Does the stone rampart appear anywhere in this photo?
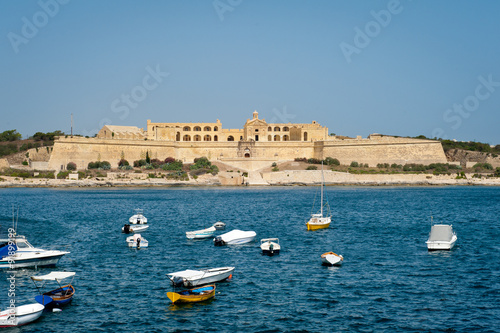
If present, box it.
[47,136,447,171]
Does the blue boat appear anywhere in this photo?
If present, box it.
[31,272,76,308]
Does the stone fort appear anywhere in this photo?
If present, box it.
[47,111,447,171]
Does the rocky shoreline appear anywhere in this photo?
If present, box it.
[1,171,499,188]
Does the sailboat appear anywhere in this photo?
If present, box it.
[306,162,331,231]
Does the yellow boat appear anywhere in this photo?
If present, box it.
[167,285,216,304]
[306,162,331,231]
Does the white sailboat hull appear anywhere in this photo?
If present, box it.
[0,303,44,327]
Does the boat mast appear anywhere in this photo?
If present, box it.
[320,162,324,216]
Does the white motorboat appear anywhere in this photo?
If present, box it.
[321,252,343,266]
[186,226,216,240]
[167,266,235,288]
[306,162,331,231]
[213,229,256,246]
[213,221,226,230]
[0,235,70,269]
[129,209,147,224]
[122,224,149,234]
[126,234,149,248]
[426,224,457,251]
[260,238,281,256]
[0,303,45,327]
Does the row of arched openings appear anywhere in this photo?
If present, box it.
[183,126,218,132]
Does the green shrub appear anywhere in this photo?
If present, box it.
[242,172,248,177]
[495,167,500,177]
[133,159,147,168]
[473,162,493,170]
[22,161,28,166]
[272,162,277,167]
[57,171,70,179]
[119,165,133,170]
[306,165,317,170]
[0,130,22,142]
[350,161,359,167]
[294,157,307,162]
[210,165,219,175]
[324,157,340,166]
[307,158,322,164]
[391,163,402,169]
[66,162,77,171]
[118,159,129,167]
[162,160,183,171]
[272,167,279,172]
[99,161,111,170]
[0,143,18,157]
[192,157,211,169]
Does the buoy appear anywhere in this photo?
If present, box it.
[53,308,62,313]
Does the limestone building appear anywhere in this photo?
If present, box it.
[51,111,447,171]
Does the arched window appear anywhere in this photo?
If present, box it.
[183,134,191,141]
[227,136,234,141]
[194,135,201,141]
[283,127,289,131]
[304,132,308,141]
[283,135,289,141]
[214,126,218,131]
[176,132,180,141]
[194,126,201,132]
[274,127,281,131]
[268,126,272,131]
[214,135,218,142]
[183,126,191,131]
[204,135,211,141]
[274,135,281,141]
[204,126,211,131]
[268,135,272,141]
[240,136,243,140]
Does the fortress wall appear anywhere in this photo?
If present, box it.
[318,138,447,166]
[47,137,447,171]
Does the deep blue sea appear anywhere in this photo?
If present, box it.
[0,186,499,332]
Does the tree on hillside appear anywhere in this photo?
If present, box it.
[0,130,22,142]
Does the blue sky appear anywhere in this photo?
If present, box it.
[1,0,499,144]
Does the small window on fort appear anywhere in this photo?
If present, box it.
[183,126,191,131]
[194,126,201,131]
[227,136,234,141]
[274,127,281,131]
[283,127,289,131]
[255,129,259,132]
[268,127,272,131]
[204,135,211,141]
[214,135,218,141]
[204,126,211,131]
[214,126,218,131]
[194,135,201,141]
[283,135,289,141]
[183,135,191,141]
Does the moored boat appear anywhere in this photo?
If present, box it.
[213,221,226,230]
[31,271,76,308]
[426,224,457,251]
[260,238,280,256]
[167,285,216,304]
[0,303,45,327]
[129,209,147,224]
[122,224,149,234]
[0,235,69,269]
[126,234,149,248]
[186,226,216,239]
[306,163,331,231]
[321,252,343,266]
[167,266,235,288]
[213,229,256,246]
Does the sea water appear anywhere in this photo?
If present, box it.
[0,186,498,332]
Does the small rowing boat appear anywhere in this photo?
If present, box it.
[166,285,216,304]
[186,226,216,239]
[321,252,343,266]
[31,271,76,307]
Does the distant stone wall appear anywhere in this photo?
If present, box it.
[317,137,447,167]
[28,146,52,161]
[47,136,447,171]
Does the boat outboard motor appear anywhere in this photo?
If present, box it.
[136,237,141,249]
[137,218,141,224]
[213,236,225,246]
[269,243,274,254]
[123,224,131,234]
